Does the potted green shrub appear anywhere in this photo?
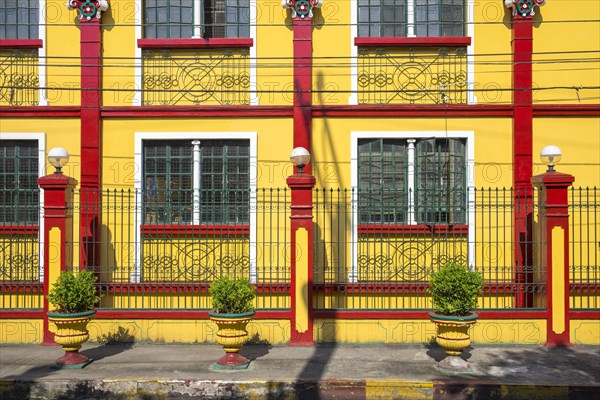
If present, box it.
[46,269,101,368]
[208,276,256,370]
[428,262,484,370]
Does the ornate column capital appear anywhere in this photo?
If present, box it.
[66,0,110,22]
[282,0,323,19]
[504,0,546,18]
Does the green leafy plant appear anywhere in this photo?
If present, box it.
[428,262,484,316]
[47,270,101,313]
[209,276,256,314]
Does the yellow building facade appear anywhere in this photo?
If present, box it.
[1,0,599,345]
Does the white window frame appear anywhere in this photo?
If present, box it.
[0,132,46,282]
[133,131,258,283]
[349,0,476,105]
[133,0,258,106]
[350,130,475,282]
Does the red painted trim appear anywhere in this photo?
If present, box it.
[0,310,44,318]
[100,106,293,118]
[312,104,513,117]
[0,107,81,117]
[313,310,548,319]
[95,310,291,319]
[97,282,290,294]
[569,311,600,319]
[0,225,39,235]
[314,283,518,294]
[533,104,600,116]
[355,37,471,47]
[137,38,254,49]
[141,224,250,235]
[358,224,468,235]
[0,283,43,292]
[0,39,43,49]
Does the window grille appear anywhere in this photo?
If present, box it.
[144,0,250,39]
[415,138,466,224]
[0,140,39,224]
[0,0,39,40]
[358,0,464,38]
[358,138,407,224]
[357,137,466,225]
[143,139,250,224]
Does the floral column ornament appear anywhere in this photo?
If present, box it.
[282,0,323,19]
[66,0,110,21]
[504,0,546,17]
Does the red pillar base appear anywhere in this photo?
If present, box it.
[53,351,93,369]
[211,352,250,370]
[40,331,58,346]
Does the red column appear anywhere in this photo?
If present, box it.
[38,173,78,344]
[531,171,574,346]
[80,19,102,270]
[511,15,534,308]
[293,18,313,172]
[287,172,316,345]
[283,1,318,344]
[66,1,107,269]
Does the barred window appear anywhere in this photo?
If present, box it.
[358,138,407,224]
[144,0,250,39]
[0,140,39,224]
[0,0,39,40]
[357,137,466,225]
[358,0,464,37]
[415,138,466,223]
[143,139,250,224]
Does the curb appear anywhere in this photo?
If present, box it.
[2,379,600,400]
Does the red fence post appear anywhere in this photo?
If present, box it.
[531,170,574,346]
[287,166,316,345]
[38,172,78,345]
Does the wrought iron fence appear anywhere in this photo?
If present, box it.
[0,188,42,310]
[570,186,599,310]
[313,187,545,311]
[70,188,290,311]
[1,185,598,315]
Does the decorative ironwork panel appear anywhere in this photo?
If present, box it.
[356,236,468,282]
[357,47,467,104]
[0,49,39,106]
[141,236,250,282]
[142,49,250,106]
[0,235,39,282]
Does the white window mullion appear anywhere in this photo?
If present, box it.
[193,0,203,38]
[407,139,416,224]
[192,140,201,224]
[407,0,416,37]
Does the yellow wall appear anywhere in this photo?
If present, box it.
[45,1,81,106]
[533,118,600,186]
[533,2,600,104]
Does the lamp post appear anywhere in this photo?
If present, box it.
[531,145,574,346]
[47,147,70,174]
[540,145,562,172]
[286,147,316,345]
[38,148,77,344]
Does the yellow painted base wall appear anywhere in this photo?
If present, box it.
[2,319,599,345]
[315,319,548,345]
[572,320,600,345]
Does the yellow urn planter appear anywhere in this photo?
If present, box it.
[208,311,255,370]
[47,310,95,368]
[429,312,478,370]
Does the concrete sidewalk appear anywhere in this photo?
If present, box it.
[1,342,599,399]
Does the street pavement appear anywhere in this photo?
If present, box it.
[1,342,599,399]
